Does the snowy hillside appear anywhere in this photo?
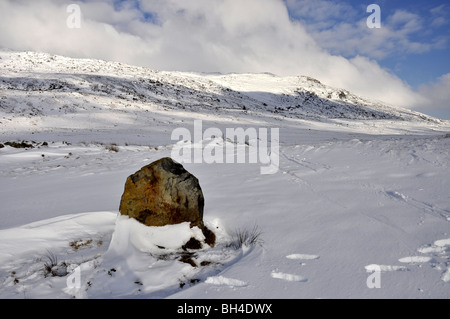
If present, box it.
[0,50,449,299]
[0,50,439,144]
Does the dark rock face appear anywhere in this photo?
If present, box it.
[119,157,204,229]
[4,141,34,148]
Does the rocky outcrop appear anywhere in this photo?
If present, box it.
[119,157,205,229]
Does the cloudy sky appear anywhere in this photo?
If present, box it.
[1,0,449,119]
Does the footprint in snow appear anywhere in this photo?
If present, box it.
[434,238,450,248]
[205,276,248,288]
[415,237,450,283]
[286,254,320,261]
[286,253,320,266]
[371,237,450,283]
[398,256,433,263]
[385,191,408,201]
[271,271,307,282]
[270,253,319,282]
[365,264,408,272]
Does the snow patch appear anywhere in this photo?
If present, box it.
[105,216,206,256]
[365,264,408,272]
[398,256,433,263]
[286,254,319,260]
[205,276,248,287]
[442,268,450,283]
[434,238,450,247]
[270,271,307,282]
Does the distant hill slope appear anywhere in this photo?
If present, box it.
[0,50,438,125]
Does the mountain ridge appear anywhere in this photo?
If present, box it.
[0,50,440,125]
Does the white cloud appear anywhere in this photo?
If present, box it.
[286,0,443,59]
[0,0,439,112]
[430,4,449,26]
[387,10,423,33]
[414,74,450,120]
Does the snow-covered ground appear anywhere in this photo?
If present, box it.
[0,51,449,299]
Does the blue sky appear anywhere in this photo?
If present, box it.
[285,0,450,89]
[0,0,449,119]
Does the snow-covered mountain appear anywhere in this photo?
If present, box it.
[0,51,449,299]
[0,51,438,141]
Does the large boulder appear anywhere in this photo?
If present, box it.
[119,157,204,229]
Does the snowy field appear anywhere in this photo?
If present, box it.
[0,51,449,299]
